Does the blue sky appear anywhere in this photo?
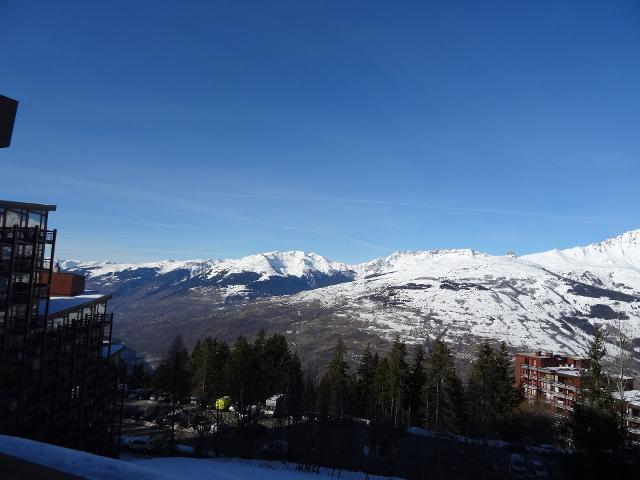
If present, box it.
[1,0,639,263]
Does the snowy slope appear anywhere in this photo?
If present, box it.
[523,229,640,291]
[58,230,640,366]
[291,246,640,356]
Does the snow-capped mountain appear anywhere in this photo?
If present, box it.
[60,251,355,301]
[523,229,640,289]
[60,231,640,368]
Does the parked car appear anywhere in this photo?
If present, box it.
[127,436,153,453]
[538,444,558,455]
[264,394,284,416]
[509,453,528,475]
[209,421,230,434]
[531,460,549,478]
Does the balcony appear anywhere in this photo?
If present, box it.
[0,258,53,275]
[0,227,55,244]
[551,381,576,392]
[624,415,640,424]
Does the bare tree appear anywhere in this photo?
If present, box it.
[612,313,631,445]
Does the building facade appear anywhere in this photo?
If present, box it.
[613,390,640,445]
[515,350,634,416]
[515,351,588,415]
[0,200,123,456]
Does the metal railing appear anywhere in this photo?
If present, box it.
[0,227,55,243]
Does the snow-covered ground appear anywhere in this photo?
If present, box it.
[0,435,397,480]
[126,456,400,480]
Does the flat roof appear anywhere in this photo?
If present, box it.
[613,390,640,407]
[516,352,552,358]
[39,292,111,317]
[101,343,125,358]
[516,352,587,360]
[540,366,581,377]
[0,200,57,212]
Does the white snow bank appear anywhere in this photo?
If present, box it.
[0,435,180,480]
[0,435,398,480]
[127,456,400,480]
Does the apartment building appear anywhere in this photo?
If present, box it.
[613,390,640,445]
[515,351,584,415]
[515,351,634,416]
[0,200,123,456]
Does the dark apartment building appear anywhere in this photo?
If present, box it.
[515,350,634,416]
[0,200,123,456]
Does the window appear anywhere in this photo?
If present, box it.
[5,209,24,227]
[17,244,33,258]
[27,211,43,228]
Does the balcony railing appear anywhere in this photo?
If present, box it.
[0,227,55,243]
[624,415,640,424]
[551,381,577,392]
[0,258,53,275]
[47,313,113,332]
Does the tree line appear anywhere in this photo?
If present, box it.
[316,337,525,440]
[138,326,631,453]
[147,331,304,415]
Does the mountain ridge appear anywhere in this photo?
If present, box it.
[60,229,640,279]
[58,230,640,368]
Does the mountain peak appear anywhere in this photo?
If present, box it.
[593,229,640,248]
[523,229,640,272]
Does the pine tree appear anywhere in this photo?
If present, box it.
[372,356,391,424]
[387,336,410,427]
[190,337,219,399]
[408,345,426,426]
[285,351,304,419]
[152,335,191,399]
[572,325,619,451]
[152,335,191,449]
[316,339,351,420]
[355,343,376,418]
[466,342,497,436]
[224,336,258,412]
[494,342,523,417]
[580,326,613,410]
[212,340,230,398]
[423,340,463,433]
[261,333,292,398]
